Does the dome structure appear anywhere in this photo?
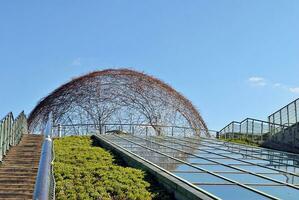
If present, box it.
[28,69,208,136]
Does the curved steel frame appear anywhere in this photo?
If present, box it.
[28,69,208,137]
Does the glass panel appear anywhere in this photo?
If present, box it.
[174,172,229,184]
[233,122,241,133]
[208,158,246,165]
[187,157,214,164]
[281,107,288,126]
[231,165,277,173]
[288,103,296,125]
[198,185,269,200]
[107,135,299,200]
[192,164,240,172]
[200,149,231,154]
[269,115,274,124]
[157,162,183,171]
[218,154,246,159]
[174,164,200,171]
[251,185,299,200]
[274,112,281,125]
[216,173,278,184]
[257,173,299,185]
[240,159,269,165]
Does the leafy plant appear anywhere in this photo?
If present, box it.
[54,136,172,200]
[221,137,260,147]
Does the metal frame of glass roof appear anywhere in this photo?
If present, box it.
[99,134,299,199]
[203,137,299,162]
[167,137,299,176]
[140,136,299,187]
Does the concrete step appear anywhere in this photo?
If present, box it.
[1,165,39,168]
[0,184,34,189]
[8,149,41,151]
[0,175,37,179]
[8,150,41,153]
[0,187,34,193]
[0,172,37,176]
[0,198,31,200]
[3,160,40,164]
[0,134,43,198]
[0,192,32,198]
[5,152,41,155]
[7,152,41,156]
[0,167,38,172]
[4,156,40,160]
[0,179,36,184]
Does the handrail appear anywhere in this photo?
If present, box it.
[268,98,299,119]
[219,121,241,133]
[0,112,27,162]
[53,122,209,130]
[220,118,288,134]
[52,122,218,138]
[241,117,289,127]
[33,113,55,200]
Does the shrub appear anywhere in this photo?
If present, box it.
[221,137,260,146]
[54,136,171,200]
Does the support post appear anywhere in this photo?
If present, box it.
[146,126,148,137]
[58,124,62,138]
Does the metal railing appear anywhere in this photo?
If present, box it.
[52,123,217,138]
[219,118,288,143]
[218,121,241,139]
[0,112,28,161]
[268,98,299,126]
[34,113,55,200]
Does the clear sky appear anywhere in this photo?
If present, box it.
[0,0,298,130]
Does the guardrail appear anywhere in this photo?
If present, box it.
[33,113,55,200]
[52,123,217,138]
[0,112,28,161]
[268,98,299,126]
[219,118,288,143]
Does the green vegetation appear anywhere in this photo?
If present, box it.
[220,137,260,147]
[54,136,172,200]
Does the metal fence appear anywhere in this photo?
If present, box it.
[0,112,28,161]
[268,98,299,126]
[51,123,217,138]
[219,118,287,143]
[218,121,241,139]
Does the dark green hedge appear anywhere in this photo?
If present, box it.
[54,136,172,200]
[220,137,260,146]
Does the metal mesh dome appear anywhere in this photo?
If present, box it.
[28,69,208,136]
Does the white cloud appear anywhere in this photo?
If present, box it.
[248,76,267,86]
[248,76,299,95]
[289,87,299,94]
[72,57,81,66]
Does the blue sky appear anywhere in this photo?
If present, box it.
[0,0,298,130]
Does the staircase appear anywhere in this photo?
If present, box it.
[0,134,43,199]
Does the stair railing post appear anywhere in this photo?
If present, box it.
[0,122,3,161]
[3,119,8,156]
[58,124,62,138]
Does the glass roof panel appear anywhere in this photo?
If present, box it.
[174,172,229,184]
[198,185,270,200]
[216,173,279,184]
[250,185,299,200]
[104,135,299,199]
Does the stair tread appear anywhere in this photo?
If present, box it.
[0,134,43,197]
